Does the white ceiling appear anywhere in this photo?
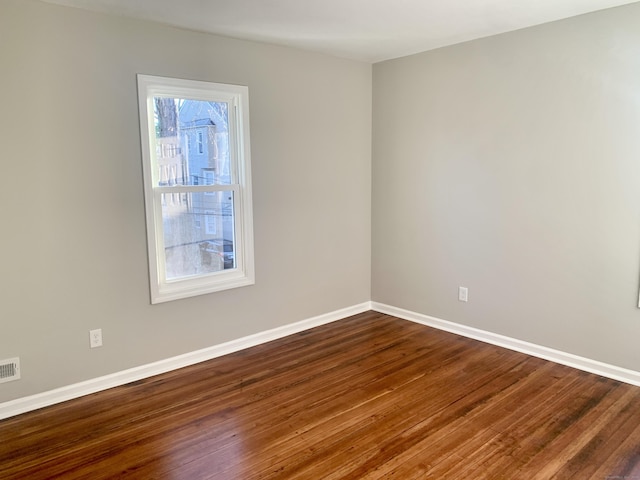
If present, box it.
[40,0,639,63]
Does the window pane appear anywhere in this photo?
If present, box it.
[153,97,231,187]
[162,191,235,280]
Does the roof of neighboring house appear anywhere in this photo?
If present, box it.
[179,100,228,132]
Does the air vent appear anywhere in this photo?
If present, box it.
[0,358,20,384]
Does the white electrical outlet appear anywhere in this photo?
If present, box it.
[89,329,103,348]
[458,286,469,302]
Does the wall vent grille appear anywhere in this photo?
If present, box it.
[0,358,20,384]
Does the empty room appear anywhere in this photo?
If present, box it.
[1,0,640,478]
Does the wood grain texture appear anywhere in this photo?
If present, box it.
[1,311,639,479]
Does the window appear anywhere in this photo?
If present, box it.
[203,169,215,195]
[138,75,254,303]
[204,209,217,235]
[197,131,204,154]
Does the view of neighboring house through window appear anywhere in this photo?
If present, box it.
[138,75,254,303]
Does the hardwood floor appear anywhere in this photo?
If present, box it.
[1,311,640,479]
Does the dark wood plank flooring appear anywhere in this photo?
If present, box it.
[1,311,640,479]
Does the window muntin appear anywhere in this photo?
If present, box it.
[138,75,254,303]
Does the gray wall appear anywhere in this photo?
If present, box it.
[0,0,372,401]
[372,3,640,371]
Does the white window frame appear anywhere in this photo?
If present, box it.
[138,74,255,304]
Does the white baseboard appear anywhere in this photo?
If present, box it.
[0,302,372,420]
[4,301,638,420]
[372,302,640,387]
